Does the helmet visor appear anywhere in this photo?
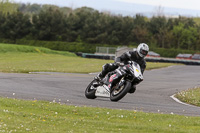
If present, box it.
[140,49,148,56]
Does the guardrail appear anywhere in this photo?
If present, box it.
[145,57,200,65]
[76,53,115,60]
[76,53,200,65]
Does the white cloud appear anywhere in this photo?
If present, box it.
[116,0,200,10]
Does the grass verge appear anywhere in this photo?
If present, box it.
[175,87,200,107]
[0,43,177,73]
[0,97,200,133]
[0,43,76,56]
[0,52,176,73]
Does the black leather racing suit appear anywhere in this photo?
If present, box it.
[99,50,146,78]
[98,50,146,93]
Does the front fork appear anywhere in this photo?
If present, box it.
[118,77,125,88]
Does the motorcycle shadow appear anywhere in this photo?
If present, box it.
[94,97,136,104]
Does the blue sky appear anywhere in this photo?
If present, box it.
[13,0,200,17]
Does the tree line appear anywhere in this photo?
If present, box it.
[0,2,200,51]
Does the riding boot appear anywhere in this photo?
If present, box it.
[129,85,136,93]
[95,63,118,81]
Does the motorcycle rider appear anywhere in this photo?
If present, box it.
[95,43,149,93]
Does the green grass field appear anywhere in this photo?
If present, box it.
[0,43,176,73]
[0,52,176,73]
[0,43,75,56]
[0,43,198,133]
[0,97,200,133]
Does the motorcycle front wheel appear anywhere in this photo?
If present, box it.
[110,81,131,102]
[85,80,97,99]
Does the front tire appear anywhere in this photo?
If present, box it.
[110,81,131,102]
[85,80,97,99]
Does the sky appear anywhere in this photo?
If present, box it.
[13,0,200,17]
[117,0,200,10]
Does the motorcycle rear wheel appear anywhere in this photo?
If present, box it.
[85,80,97,99]
[110,81,131,102]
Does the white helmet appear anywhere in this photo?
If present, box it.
[136,43,149,58]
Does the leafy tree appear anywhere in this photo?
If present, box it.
[1,3,200,52]
[180,27,197,50]
[60,7,73,15]
[32,8,65,41]
[1,11,31,41]
[118,16,134,45]
[148,16,169,48]
[0,0,18,13]
[42,4,59,11]
[133,14,148,28]
[172,23,185,49]
[130,25,150,44]
[174,16,196,28]
[129,14,149,44]
[26,4,41,13]
[0,12,6,37]
[172,23,198,50]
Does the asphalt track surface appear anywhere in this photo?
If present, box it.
[0,65,200,116]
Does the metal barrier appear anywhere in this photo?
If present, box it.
[76,53,115,60]
[95,47,116,55]
[76,53,200,65]
[145,57,200,65]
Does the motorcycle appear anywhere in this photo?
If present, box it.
[85,61,144,102]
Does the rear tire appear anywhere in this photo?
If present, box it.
[85,80,97,99]
[110,81,131,102]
